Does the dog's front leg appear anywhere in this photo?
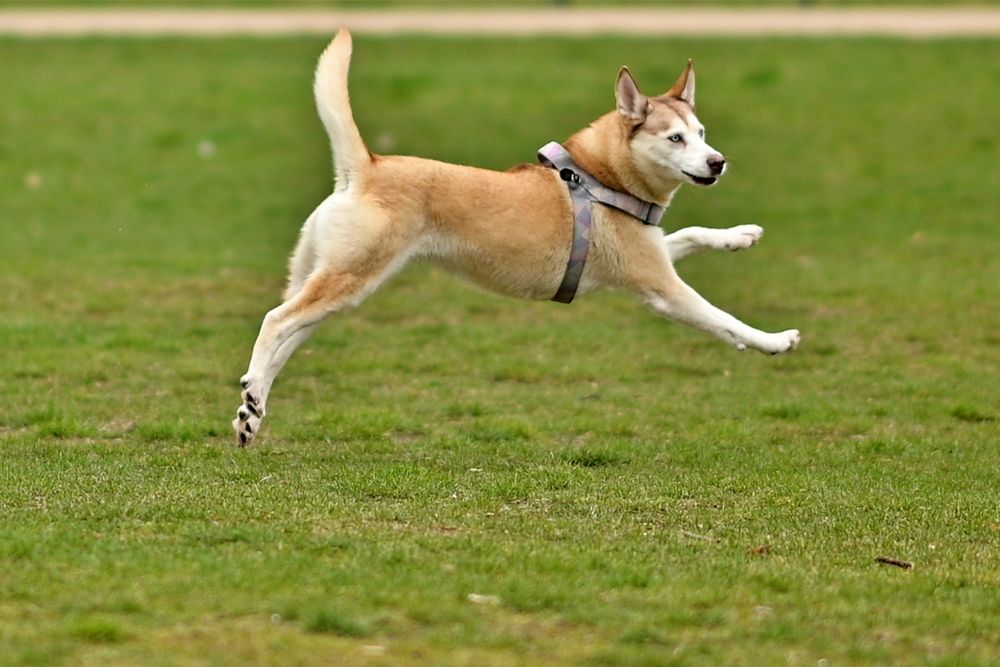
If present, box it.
[640,263,799,354]
[663,224,764,262]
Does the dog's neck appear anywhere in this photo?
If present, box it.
[564,112,682,209]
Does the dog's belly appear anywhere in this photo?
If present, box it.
[417,233,565,300]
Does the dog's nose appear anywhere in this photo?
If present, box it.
[707,154,726,175]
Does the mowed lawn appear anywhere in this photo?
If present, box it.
[1,35,998,666]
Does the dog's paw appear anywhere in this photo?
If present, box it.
[233,413,261,447]
[720,224,764,251]
[240,375,265,415]
[765,329,800,355]
[233,406,262,447]
[235,374,265,446]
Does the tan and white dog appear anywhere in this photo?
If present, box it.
[233,29,800,445]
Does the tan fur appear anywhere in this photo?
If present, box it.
[233,30,800,446]
[365,156,571,299]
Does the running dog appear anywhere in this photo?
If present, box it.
[233,29,800,445]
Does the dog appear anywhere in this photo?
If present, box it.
[233,29,800,445]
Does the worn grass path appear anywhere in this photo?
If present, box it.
[2,6,1000,36]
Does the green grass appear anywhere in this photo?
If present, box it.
[1,34,999,665]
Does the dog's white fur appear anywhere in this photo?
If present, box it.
[233,30,800,445]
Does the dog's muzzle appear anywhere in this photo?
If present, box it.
[684,153,726,186]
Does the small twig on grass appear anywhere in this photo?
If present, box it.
[876,556,913,570]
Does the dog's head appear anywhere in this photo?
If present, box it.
[615,62,726,188]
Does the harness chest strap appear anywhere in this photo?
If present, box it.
[537,141,666,304]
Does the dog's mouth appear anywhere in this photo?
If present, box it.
[683,171,718,187]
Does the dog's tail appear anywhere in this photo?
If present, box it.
[314,28,370,188]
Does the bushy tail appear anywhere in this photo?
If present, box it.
[314,28,370,187]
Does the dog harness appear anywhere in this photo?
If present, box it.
[537,141,667,303]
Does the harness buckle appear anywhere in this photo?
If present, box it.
[559,168,581,186]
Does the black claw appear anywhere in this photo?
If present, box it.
[239,431,248,445]
[245,401,261,418]
[244,423,253,434]
[240,378,250,389]
[237,406,249,421]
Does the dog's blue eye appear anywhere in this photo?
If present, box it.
[668,134,683,143]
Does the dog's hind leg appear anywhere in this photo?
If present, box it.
[283,209,320,300]
[234,265,404,446]
[663,224,763,263]
[233,321,320,445]
[233,206,417,446]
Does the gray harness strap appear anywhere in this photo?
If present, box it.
[537,141,666,303]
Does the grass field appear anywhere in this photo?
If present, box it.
[1,34,999,666]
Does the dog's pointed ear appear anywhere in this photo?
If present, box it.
[666,59,696,108]
[616,66,649,124]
